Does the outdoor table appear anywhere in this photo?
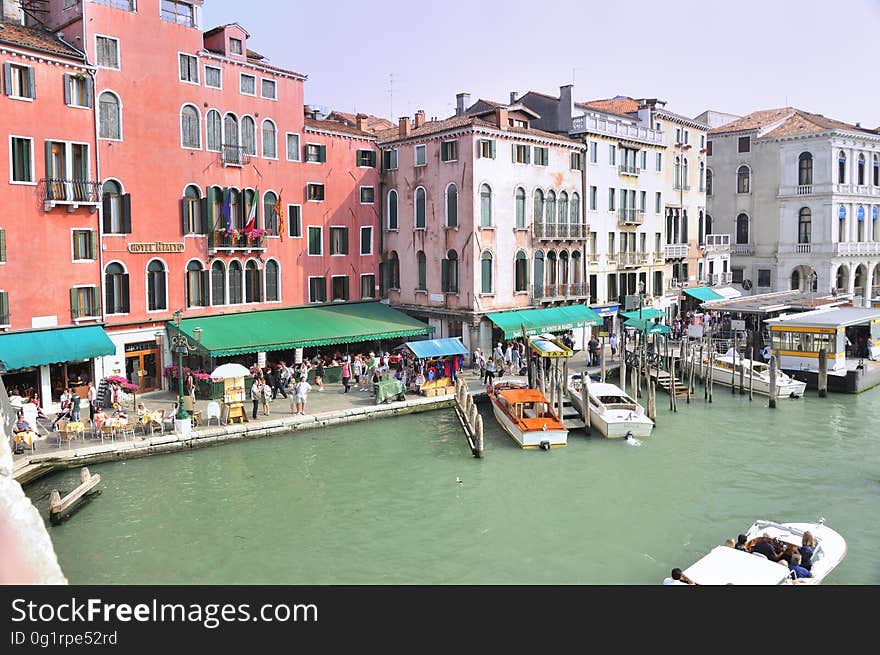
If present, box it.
[65,421,85,435]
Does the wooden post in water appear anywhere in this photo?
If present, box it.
[708,350,714,403]
[647,367,656,422]
[474,414,484,457]
[600,348,606,383]
[739,336,745,395]
[679,340,689,404]
[818,348,828,398]
[748,352,754,401]
[768,354,777,409]
[581,370,591,435]
[688,346,696,403]
[619,327,627,396]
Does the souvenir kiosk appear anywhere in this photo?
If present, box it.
[210,363,249,424]
[400,337,468,397]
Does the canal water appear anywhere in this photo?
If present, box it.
[25,383,880,584]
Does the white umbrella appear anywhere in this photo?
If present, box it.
[209,363,251,380]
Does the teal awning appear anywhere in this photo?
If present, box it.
[0,325,115,371]
[487,305,603,338]
[625,318,672,335]
[683,287,723,302]
[403,338,468,359]
[174,301,433,357]
[620,308,666,321]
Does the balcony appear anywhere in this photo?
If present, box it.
[221,144,250,167]
[665,243,689,259]
[532,283,588,301]
[208,230,267,253]
[532,222,589,241]
[41,178,101,210]
[673,183,691,191]
[706,272,733,286]
[570,115,664,145]
[617,252,647,268]
[619,164,640,176]
[795,243,812,254]
[617,208,644,226]
[588,252,600,264]
[731,244,754,255]
[703,233,730,253]
[836,241,880,256]
[797,185,813,195]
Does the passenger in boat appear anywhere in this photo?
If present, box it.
[799,532,816,571]
[735,534,748,551]
[662,568,696,585]
[788,551,812,580]
[723,538,736,548]
[751,537,786,561]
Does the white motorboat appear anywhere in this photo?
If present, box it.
[679,519,846,585]
[700,349,807,398]
[566,375,654,438]
[486,380,568,449]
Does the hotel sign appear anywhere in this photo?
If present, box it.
[127,242,185,254]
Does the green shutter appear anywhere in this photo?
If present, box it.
[319,145,327,162]
[121,193,132,233]
[490,140,496,159]
[44,141,53,180]
[89,231,98,260]
[181,198,190,234]
[0,291,8,325]
[511,143,516,163]
[63,74,71,105]
[70,287,79,319]
[84,76,93,108]
[441,258,449,291]
[200,197,209,234]
[27,66,35,99]
[0,229,5,263]
[3,63,11,96]
[525,146,530,164]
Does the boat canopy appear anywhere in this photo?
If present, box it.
[487,305,602,338]
[682,546,792,585]
[401,337,468,359]
[497,388,550,404]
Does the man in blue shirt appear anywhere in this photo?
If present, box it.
[788,551,812,580]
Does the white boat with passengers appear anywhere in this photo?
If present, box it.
[566,375,654,438]
[679,519,846,585]
[699,348,807,398]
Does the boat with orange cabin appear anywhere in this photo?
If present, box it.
[486,380,568,450]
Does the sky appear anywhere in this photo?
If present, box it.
[204,0,880,127]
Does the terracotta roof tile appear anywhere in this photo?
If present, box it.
[710,108,877,138]
[579,97,641,116]
[707,108,796,135]
[376,115,581,145]
[303,117,373,139]
[327,110,394,135]
[0,22,84,59]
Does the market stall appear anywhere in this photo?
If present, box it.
[210,363,250,424]
[398,338,468,398]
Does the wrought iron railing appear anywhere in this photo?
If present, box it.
[42,178,101,203]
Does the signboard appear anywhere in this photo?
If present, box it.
[687,325,704,339]
[127,242,186,254]
[624,294,644,310]
[429,294,444,302]
[258,352,267,368]
[730,320,746,331]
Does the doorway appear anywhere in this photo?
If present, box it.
[124,341,161,392]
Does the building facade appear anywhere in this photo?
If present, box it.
[707,108,880,307]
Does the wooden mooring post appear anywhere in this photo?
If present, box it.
[748,354,754,401]
[49,467,101,524]
[453,378,483,457]
[708,349,714,403]
[581,370,591,435]
[769,355,778,409]
[818,348,828,398]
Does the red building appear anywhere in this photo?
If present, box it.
[0,0,384,400]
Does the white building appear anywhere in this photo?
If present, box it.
[707,108,880,306]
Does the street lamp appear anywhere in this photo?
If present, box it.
[167,310,202,423]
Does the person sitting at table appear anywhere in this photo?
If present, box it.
[93,405,108,431]
[136,402,150,425]
[12,412,37,451]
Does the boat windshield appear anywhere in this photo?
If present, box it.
[598,395,636,409]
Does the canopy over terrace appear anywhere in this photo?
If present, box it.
[171,301,434,358]
[682,286,724,302]
[487,305,602,339]
[400,337,468,359]
[0,325,115,371]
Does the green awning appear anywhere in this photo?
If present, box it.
[683,287,723,302]
[620,308,666,321]
[487,305,603,338]
[173,301,433,357]
[0,325,115,371]
[625,318,672,335]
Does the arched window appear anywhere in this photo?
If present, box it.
[210,260,226,305]
[514,250,528,292]
[559,250,570,285]
[416,251,426,290]
[224,113,239,147]
[263,191,278,234]
[674,156,681,188]
[442,250,458,293]
[559,192,568,224]
[737,165,750,194]
[874,155,879,186]
[228,261,243,304]
[839,206,847,242]
[571,251,582,285]
[104,263,129,314]
[206,109,221,151]
[570,192,580,227]
[515,187,526,228]
[706,168,713,196]
[229,188,242,228]
[102,180,126,233]
[546,190,556,225]
[445,183,458,228]
[798,152,813,186]
[146,260,167,311]
[698,211,704,246]
[533,251,545,295]
[182,184,203,234]
[480,183,492,227]
[735,213,749,245]
[533,189,544,225]
[414,187,426,228]
[838,151,846,184]
[682,158,689,187]
[857,154,866,185]
[699,161,705,191]
[546,250,558,286]
[98,91,121,139]
[265,259,279,302]
[387,189,398,230]
[874,207,879,240]
[857,206,866,241]
[480,251,493,294]
[261,119,277,159]
[388,251,400,290]
[186,260,206,308]
[705,213,713,234]
[241,116,256,156]
[791,269,801,291]
[245,260,262,303]
[798,208,811,244]
[180,105,200,148]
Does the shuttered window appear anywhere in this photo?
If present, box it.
[360,275,375,300]
[95,36,119,69]
[245,261,263,303]
[262,120,277,158]
[10,137,33,182]
[0,291,8,326]
[331,276,349,301]
[206,110,221,151]
[287,133,301,161]
[104,263,129,314]
[70,287,100,319]
[186,261,209,308]
[64,74,92,108]
[308,226,322,255]
[265,260,280,302]
[241,116,256,155]
[0,228,5,263]
[72,230,97,261]
[179,53,199,83]
[4,63,35,99]
[99,92,121,139]
[383,148,398,170]
[287,205,302,238]
[147,260,167,311]
[228,261,243,304]
[180,105,200,148]
[309,277,326,303]
[329,227,348,255]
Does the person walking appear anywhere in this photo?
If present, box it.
[86,381,97,423]
[485,357,496,387]
[609,333,618,362]
[341,357,352,393]
[250,377,262,420]
[69,388,81,422]
[261,379,272,416]
[511,344,522,376]
[294,377,312,416]
[272,364,288,400]
[314,358,325,392]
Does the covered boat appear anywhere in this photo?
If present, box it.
[700,349,807,398]
[486,380,567,449]
[566,376,654,438]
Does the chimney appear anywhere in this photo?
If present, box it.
[398,116,411,138]
[355,113,369,132]
[414,110,426,128]
[2,0,22,23]
[510,91,518,104]
[495,108,509,129]
[455,92,470,117]
[558,84,573,134]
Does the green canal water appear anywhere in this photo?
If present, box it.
[25,384,880,584]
